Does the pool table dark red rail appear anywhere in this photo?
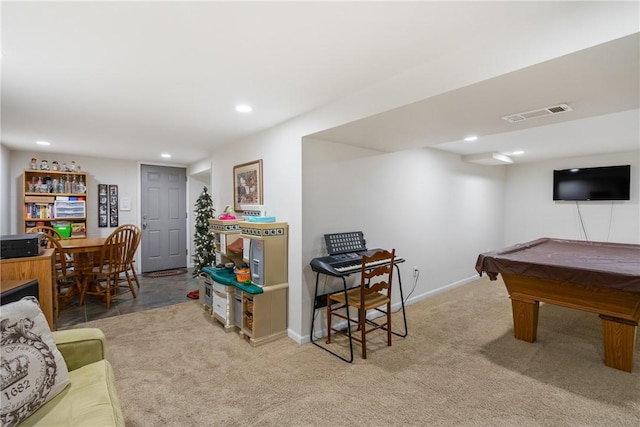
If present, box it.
[476,238,640,372]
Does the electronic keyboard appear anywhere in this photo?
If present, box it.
[310,248,405,277]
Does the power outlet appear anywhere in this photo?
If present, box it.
[413,266,419,278]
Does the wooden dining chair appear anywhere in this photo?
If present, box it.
[27,226,77,315]
[118,224,142,288]
[47,237,83,318]
[81,225,138,309]
[326,248,395,359]
[27,225,75,264]
[27,225,63,246]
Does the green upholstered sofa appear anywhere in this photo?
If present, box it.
[20,328,125,427]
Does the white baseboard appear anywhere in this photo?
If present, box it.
[298,274,480,344]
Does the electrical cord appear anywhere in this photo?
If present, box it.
[577,200,616,242]
[404,269,419,304]
[393,267,419,313]
[576,201,590,241]
[606,201,614,242]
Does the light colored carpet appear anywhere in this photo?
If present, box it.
[80,276,639,426]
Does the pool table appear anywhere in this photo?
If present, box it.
[476,238,640,372]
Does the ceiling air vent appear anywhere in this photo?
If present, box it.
[501,104,572,123]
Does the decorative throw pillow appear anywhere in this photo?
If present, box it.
[1,297,70,427]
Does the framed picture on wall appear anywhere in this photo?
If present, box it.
[98,184,108,227]
[108,185,119,227]
[233,159,263,211]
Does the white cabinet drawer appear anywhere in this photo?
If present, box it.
[212,281,228,294]
[212,289,228,320]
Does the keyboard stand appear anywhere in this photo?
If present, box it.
[309,261,409,363]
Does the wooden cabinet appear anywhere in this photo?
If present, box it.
[0,249,56,329]
[240,283,288,346]
[22,169,88,237]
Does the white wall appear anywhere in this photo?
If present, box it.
[0,144,12,235]
[207,124,304,339]
[302,138,506,341]
[504,150,640,245]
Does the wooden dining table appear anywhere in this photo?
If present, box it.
[59,237,107,304]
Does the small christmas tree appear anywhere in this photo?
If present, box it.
[192,186,216,277]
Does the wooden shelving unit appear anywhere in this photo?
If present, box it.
[22,169,88,238]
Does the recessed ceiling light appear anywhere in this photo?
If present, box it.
[464,136,478,142]
[36,140,50,146]
[161,153,171,158]
[235,104,253,113]
[502,150,525,156]
[462,152,513,165]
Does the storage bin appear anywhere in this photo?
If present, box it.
[53,224,71,238]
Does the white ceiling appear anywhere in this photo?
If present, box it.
[2,1,639,166]
[313,34,640,163]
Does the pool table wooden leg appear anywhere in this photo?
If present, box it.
[600,315,637,373]
[510,297,539,342]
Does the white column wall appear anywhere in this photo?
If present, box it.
[0,144,12,235]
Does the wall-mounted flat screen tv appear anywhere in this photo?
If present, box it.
[553,165,631,201]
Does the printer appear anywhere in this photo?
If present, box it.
[0,233,43,259]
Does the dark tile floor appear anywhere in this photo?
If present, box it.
[56,268,200,329]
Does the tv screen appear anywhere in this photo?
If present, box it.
[553,165,631,201]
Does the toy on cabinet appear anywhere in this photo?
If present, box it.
[218,205,236,220]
